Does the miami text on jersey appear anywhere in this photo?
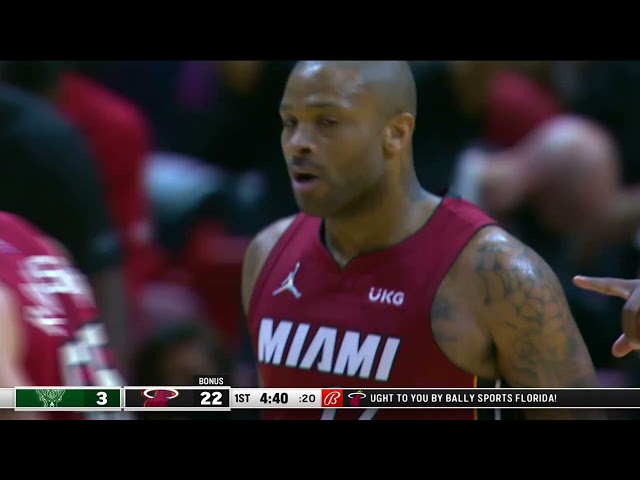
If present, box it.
[258,318,401,381]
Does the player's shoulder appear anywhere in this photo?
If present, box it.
[461,224,535,265]
[465,224,516,252]
[244,214,298,268]
[0,211,42,238]
[458,223,558,293]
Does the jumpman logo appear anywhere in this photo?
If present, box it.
[272,262,302,299]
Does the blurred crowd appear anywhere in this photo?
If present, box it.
[1,60,640,417]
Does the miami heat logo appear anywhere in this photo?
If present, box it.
[348,390,366,407]
[142,389,180,407]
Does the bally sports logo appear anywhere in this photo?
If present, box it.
[142,389,180,407]
[322,389,343,407]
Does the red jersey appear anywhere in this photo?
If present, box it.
[0,212,125,419]
[248,196,499,420]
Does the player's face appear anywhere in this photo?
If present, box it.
[280,64,386,217]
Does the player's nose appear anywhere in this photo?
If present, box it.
[285,124,318,157]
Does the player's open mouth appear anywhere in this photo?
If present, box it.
[293,173,318,183]
[292,173,320,192]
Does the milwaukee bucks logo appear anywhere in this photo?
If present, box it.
[36,389,66,407]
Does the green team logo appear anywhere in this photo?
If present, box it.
[36,389,66,407]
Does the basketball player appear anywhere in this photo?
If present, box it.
[0,79,130,375]
[574,275,640,358]
[0,212,127,419]
[241,61,603,420]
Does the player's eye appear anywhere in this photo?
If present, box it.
[318,118,338,126]
[282,117,297,128]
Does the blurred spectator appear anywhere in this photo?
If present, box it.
[170,61,299,230]
[453,115,620,239]
[0,77,132,373]
[143,151,255,348]
[547,62,640,261]
[135,321,229,386]
[134,320,257,419]
[410,61,561,194]
[79,61,279,235]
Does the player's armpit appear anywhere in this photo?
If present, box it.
[472,227,604,419]
[241,235,263,317]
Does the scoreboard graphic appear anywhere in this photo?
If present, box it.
[123,387,230,411]
[15,387,121,411]
[4,377,640,412]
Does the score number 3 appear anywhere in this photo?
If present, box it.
[96,391,108,405]
[200,391,223,406]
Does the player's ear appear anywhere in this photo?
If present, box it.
[383,112,415,156]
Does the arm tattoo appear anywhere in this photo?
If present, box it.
[474,238,595,389]
[432,293,454,318]
[430,294,457,343]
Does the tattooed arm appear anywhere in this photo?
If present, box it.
[469,226,603,419]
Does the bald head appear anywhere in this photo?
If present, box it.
[292,61,417,119]
[279,60,422,218]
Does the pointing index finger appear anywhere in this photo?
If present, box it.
[573,275,638,300]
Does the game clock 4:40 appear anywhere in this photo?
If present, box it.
[260,392,289,405]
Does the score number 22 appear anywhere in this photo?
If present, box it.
[200,391,223,406]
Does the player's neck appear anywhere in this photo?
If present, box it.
[323,179,438,269]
